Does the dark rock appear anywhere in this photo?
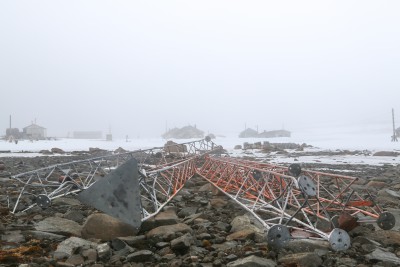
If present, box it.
[117,235,146,247]
[278,252,322,267]
[178,207,199,218]
[97,243,111,260]
[89,147,107,153]
[126,250,154,262]
[170,233,194,254]
[111,238,128,251]
[156,241,170,248]
[55,237,97,258]
[114,147,128,154]
[197,233,212,240]
[51,148,65,154]
[215,221,231,232]
[63,210,86,223]
[82,248,97,261]
[65,254,84,266]
[146,223,192,242]
[154,209,179,227]
[226,254,238,261]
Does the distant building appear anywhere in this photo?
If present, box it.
[258,130,291,138]
[239,128,259,138]
[6,128,21,139]
[396,127,400,137]
[23,123,47,140]
[73,131,103,139]
[239,128,291,138]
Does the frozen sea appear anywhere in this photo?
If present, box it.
[1,124,400,166]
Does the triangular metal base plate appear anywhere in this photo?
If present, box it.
[78,158,142,229]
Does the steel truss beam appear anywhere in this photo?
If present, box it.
[196,156,395,251]
[5,139,218,214]
[4,139,395,251]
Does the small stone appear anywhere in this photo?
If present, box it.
[65,255,84,266]
[197,233,212,240]
[146,223,192,242]
[178,207,199,218]
[226,228,255,241]
[63,210,85,223]
[209,198,228,208]
[170,233,193,254]
[156,242,170,248]
[82,248,97,261]
[278,252,322,267]
[97,243,111,260]
[126,250,154,262]
[226,254,238,261]
[55,237,97,258]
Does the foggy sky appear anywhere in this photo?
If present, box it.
[1,1,400,138]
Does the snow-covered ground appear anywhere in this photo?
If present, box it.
[1,125,399,166]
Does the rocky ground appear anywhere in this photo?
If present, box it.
[1,152,400,267]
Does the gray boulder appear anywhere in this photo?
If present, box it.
[35,217,82,237]
[227,255,276,267]
[81,213,138,241]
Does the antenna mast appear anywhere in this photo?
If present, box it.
[392,108,398,142]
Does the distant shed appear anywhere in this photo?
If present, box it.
[239,128,259,138]
[23,123,47,139]
[258,130,291,138]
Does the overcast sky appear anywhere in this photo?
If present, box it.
[1,1,399,138]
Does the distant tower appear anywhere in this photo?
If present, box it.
[106,125,113,141]
[392,108,398,142]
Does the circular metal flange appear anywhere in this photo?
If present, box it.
[252,170,262,181]
[297,175,317,196]
[267,224,291,249]
[377,212,396,230]
[36,194,51,209]
[288,163,302,177]
[328,228,351,251]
